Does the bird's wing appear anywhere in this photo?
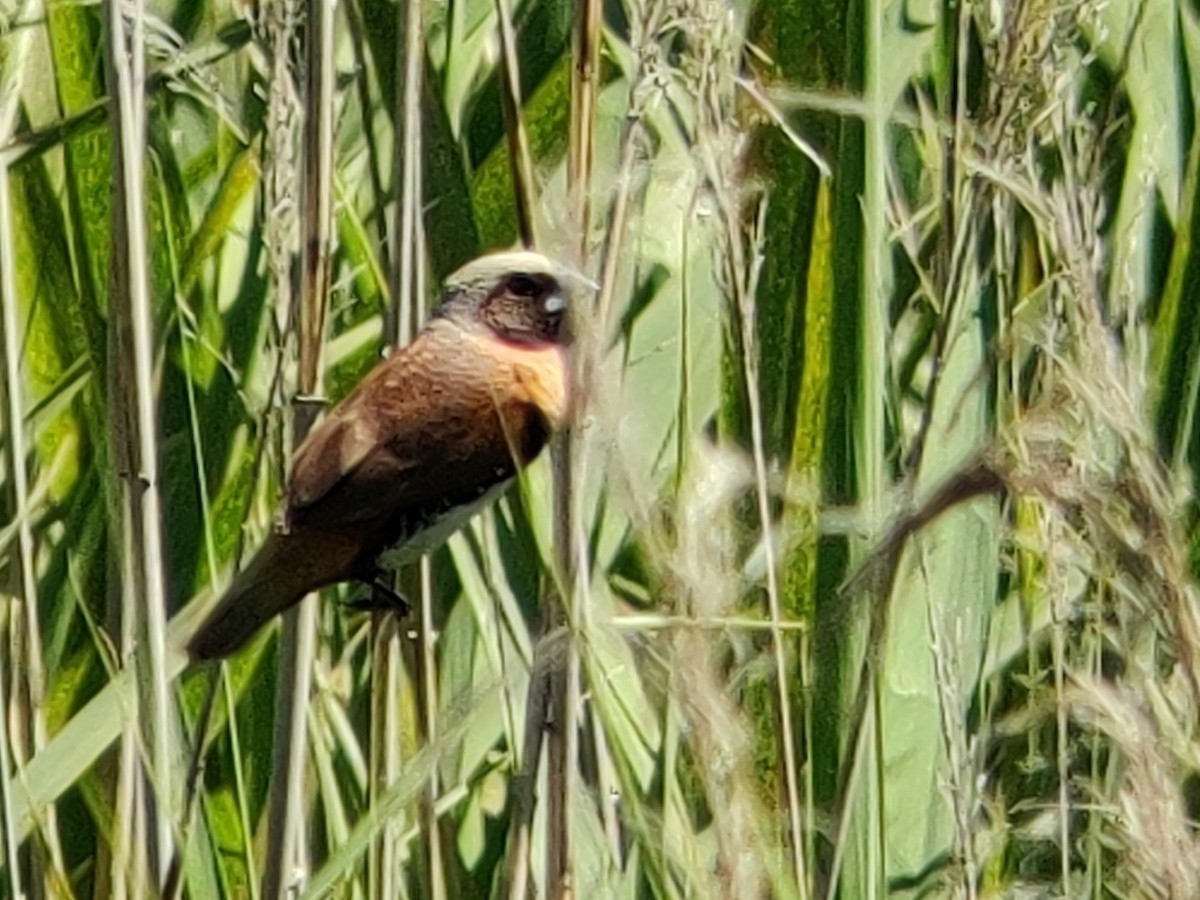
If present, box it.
[287,401,395,512]
[285,324,528,533]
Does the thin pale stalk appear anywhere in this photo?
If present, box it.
[609,614,815,632]
[735,78,830,177]
[416,556,447,900]
[266,609,319,898]
[900,0,976,480]
[162,182,225,897]
[593,2,663,343]
[870,681,885,898]
[294,0,335,399]
[694,33,781,872]
[824,457,1003,899]
[927,600,978,899]
[344,0,390,277]
[589,708,622,863]
[693,8,804,871]
[568,0,602,256]
[410,39,445,900]
[368,625,402,899]
[847,0,891,892]
[223,671,262,900]
[164,666,220,900]
[546,2,608,894]
[113,708,140,898]
[299,675,515,900]
[826,4,980,887]
[168,218,219,621]
[860,0,889,562]
[660,675,682,889]
[799,630,815,894]
[733,202,805,896]
[493,0,536,247]
[0,628,21,898]
[369,0,422,892]
[1,4,62,883]
[390,0,423,347]
[548,613,580,900]
[264,0,335,892]
[676,193,693,488]
[106,0,175,877]
[1051,557,1070,894]
[502,659,553,900]
[824,683,877,900]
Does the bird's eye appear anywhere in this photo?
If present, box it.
[507,275,542,298]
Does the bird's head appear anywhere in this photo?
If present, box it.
[434,250,592,346]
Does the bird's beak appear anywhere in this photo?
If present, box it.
[542,267,592,347]
[556,267,599,308]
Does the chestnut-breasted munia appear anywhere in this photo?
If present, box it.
[187,250,582,660]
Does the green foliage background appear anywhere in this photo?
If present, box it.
[2,0,1199,898]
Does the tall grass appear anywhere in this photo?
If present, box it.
[1,0,1198,897]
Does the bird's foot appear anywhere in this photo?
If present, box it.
[343,578,412,617]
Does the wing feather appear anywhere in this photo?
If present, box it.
[284,323,538,536]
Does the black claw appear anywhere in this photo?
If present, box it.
[343,578,411,617]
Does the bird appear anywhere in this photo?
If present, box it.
[186,249,583,660]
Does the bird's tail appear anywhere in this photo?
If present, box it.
[187,531,312,661]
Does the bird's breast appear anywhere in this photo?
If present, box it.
[368,341,566,568]
[478,338,571,433]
